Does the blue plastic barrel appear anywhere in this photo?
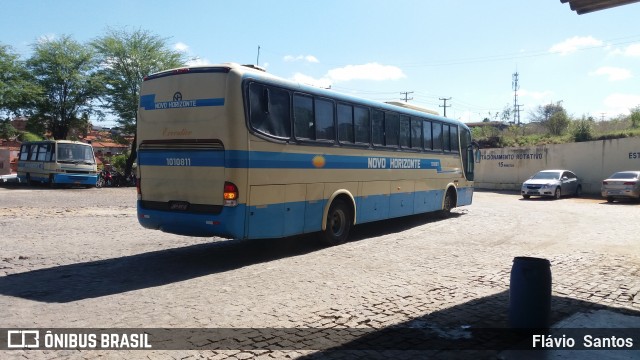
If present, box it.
[508,256,552,329]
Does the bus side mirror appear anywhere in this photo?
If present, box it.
[472,141,481,163]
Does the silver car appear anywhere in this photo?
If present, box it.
[601,171,640,203]
[521,170,582,199]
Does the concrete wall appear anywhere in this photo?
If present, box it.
[0,149,14,176]
[475,137,640,194]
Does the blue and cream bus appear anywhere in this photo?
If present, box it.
[136,63,478,244]
[17,140,98,187]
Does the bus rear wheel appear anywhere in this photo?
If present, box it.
[320,199,352,246]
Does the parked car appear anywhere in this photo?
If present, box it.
[521,170,582,199]
[601,170,640,203]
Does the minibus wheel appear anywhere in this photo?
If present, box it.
[321,199,352,246]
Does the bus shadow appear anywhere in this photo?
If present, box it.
[296,291,640,359]
[0,212,462,303]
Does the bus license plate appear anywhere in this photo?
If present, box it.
[169,201,190,211]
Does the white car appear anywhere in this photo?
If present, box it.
[521,170,582,199]
[601,171,640,203]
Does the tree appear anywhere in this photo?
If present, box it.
[572,115,595,142]
[92,28,186,177]
[530,102,570,136]
[0,119,18,139]
[0,44,41,119]
[630,105,640,129]
[26,35,104,139]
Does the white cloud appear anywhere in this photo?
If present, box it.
[519,89,553,101]
[185,57,211,66]
[174,42,189,53]
[326,63,406,82]
[283,55,319,63]
[603,93,640,115]
[590,66,632,81]
[609,43,640,58]
[549,36,603,56]
[291,73,332,89]
[290,62,406,88]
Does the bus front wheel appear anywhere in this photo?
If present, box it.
[442,188,457,213]
[320,199,352,246]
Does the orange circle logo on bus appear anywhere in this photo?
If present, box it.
[312,155,326,168]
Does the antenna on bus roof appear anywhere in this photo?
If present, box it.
[256,45,260,66]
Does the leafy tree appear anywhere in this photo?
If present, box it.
[0,119,18,139]
[530,102,570,136]
[26,35,104,140]
[92,28,186,177]
[0,44,41,118]
[572,115,595,142]
[109,151,128,173]
[630,105,640,129]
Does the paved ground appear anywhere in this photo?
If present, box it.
[1,185,639,359]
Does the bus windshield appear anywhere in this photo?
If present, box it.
[57,143,95,164]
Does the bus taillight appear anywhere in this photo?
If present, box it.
[136,178,142,200]
[223,182,238,207]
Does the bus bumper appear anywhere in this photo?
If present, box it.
[136,201,246,239]
[54,173,98,186]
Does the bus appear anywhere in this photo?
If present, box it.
[136,63,478,245]
[17,140,98,187]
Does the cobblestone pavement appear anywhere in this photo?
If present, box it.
[1,185,640,359]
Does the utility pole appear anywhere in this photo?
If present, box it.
[439,97,451,117]
[512,71,522,125]
[516,104,524,125]
[400,91,414,102]
[600,113,606,122]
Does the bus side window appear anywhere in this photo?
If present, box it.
[19,145,29,161]
[48,143,56,162]
[315,98,335,142]
[385,112,399,148]
[354,106,370,145]
[432,122,443,151]
[294,93,314,140]
[410,117,422,150]
[423,120,433,150]
[28,144,38,161]
[399,115,410,149]
[37,144,48,161]
[371,110,384,146]
[337,103,354,144]
[443,124,451,152]
[248,83,291,139]
[451,125,459,153]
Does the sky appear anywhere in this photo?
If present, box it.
[2,0,640,126]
